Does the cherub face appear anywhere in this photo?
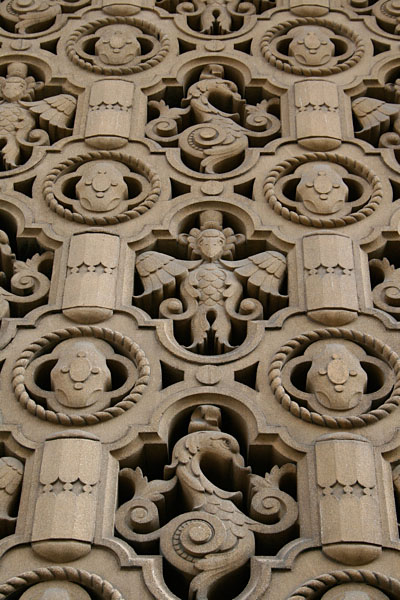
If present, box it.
[197,229,226,261]
[1,77,27,102]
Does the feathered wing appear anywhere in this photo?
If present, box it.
[25,94,76,138]
[222,250,287,314]
[134,251,200,314]
[352,97,400,145]
[0,457,23,534]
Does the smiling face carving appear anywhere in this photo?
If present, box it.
[306,341,367,411]
[75,160,128,213]
[95,25,141,65]
[288,26,335,66]
[50,339,111,408]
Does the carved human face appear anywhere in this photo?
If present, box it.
[95,25,141,65]
[296,163,348,215]
[289,26,334,66]
[306,342,367,411]
[197,229,226,261]
[50,339,111,408]
[1,76,27,102]
[76,160,128,213]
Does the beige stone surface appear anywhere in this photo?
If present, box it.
[0,0,400,599]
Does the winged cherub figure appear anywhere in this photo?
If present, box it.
[134,211,287,354]
[0,62,76,169]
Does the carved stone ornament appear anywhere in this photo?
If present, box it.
[2,0,400,596]
[260,18,364,75]
[0,570,125,600]
[269,328,399,426]
[146,64,280,174]
[0,229,53,319]
[0,0,89,36]
[134,209,287,354]
[264,152,382,227]
[115,406,298,600]
[287,573,400,600]
[0,62,76,170]
[164,0,260,35]
[44,151,160,224]
[370,257,400,319]
[66,17,170,75]
[12,327,150,424]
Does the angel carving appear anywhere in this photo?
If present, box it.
[0,62,76,169]
[134,210,287,354]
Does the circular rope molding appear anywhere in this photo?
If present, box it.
[260,17,365,76]
[12,326,150,426]
[263,152,383,228]
[0,567,124,600]
[268,328,400,428]
[43,151,161,225]
[66,16,170,75]
[287,569,400,600]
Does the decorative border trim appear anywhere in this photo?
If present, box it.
[12,326,150,426]
[66,16,170,75]
[0,567,124,600]
[287,569,400,599]
[263,152,382,228]
[268,328,400,428]
[261,17,365,76]
[43,151,161,225]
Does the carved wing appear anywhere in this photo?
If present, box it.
[352,97,400,144]
[0,457,23,497]
[0,456,23,534]
[222,250,287,312]
[134,251,200,311]
[26,94,76,137]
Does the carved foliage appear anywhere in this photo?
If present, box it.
[0,229,52,319]
[116,406,298,599]
[146,64,280,173]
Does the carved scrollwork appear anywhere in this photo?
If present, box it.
[146,64,280,174]
[43,151,161,224]
[0,229,53,319]
[12,326,150,425]
[0,0,90,36]
[116,405,298,600]
[260,18,365,75]
[264,153,382,227]
[66,17,170,75]
[133,209,287,354]
[269,328,400,427]
[372,0,400,34]
[370,257,400,319]
[162,0,260,35]
[0,62,76,171]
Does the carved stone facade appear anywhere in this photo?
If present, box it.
[0,0,400,599]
